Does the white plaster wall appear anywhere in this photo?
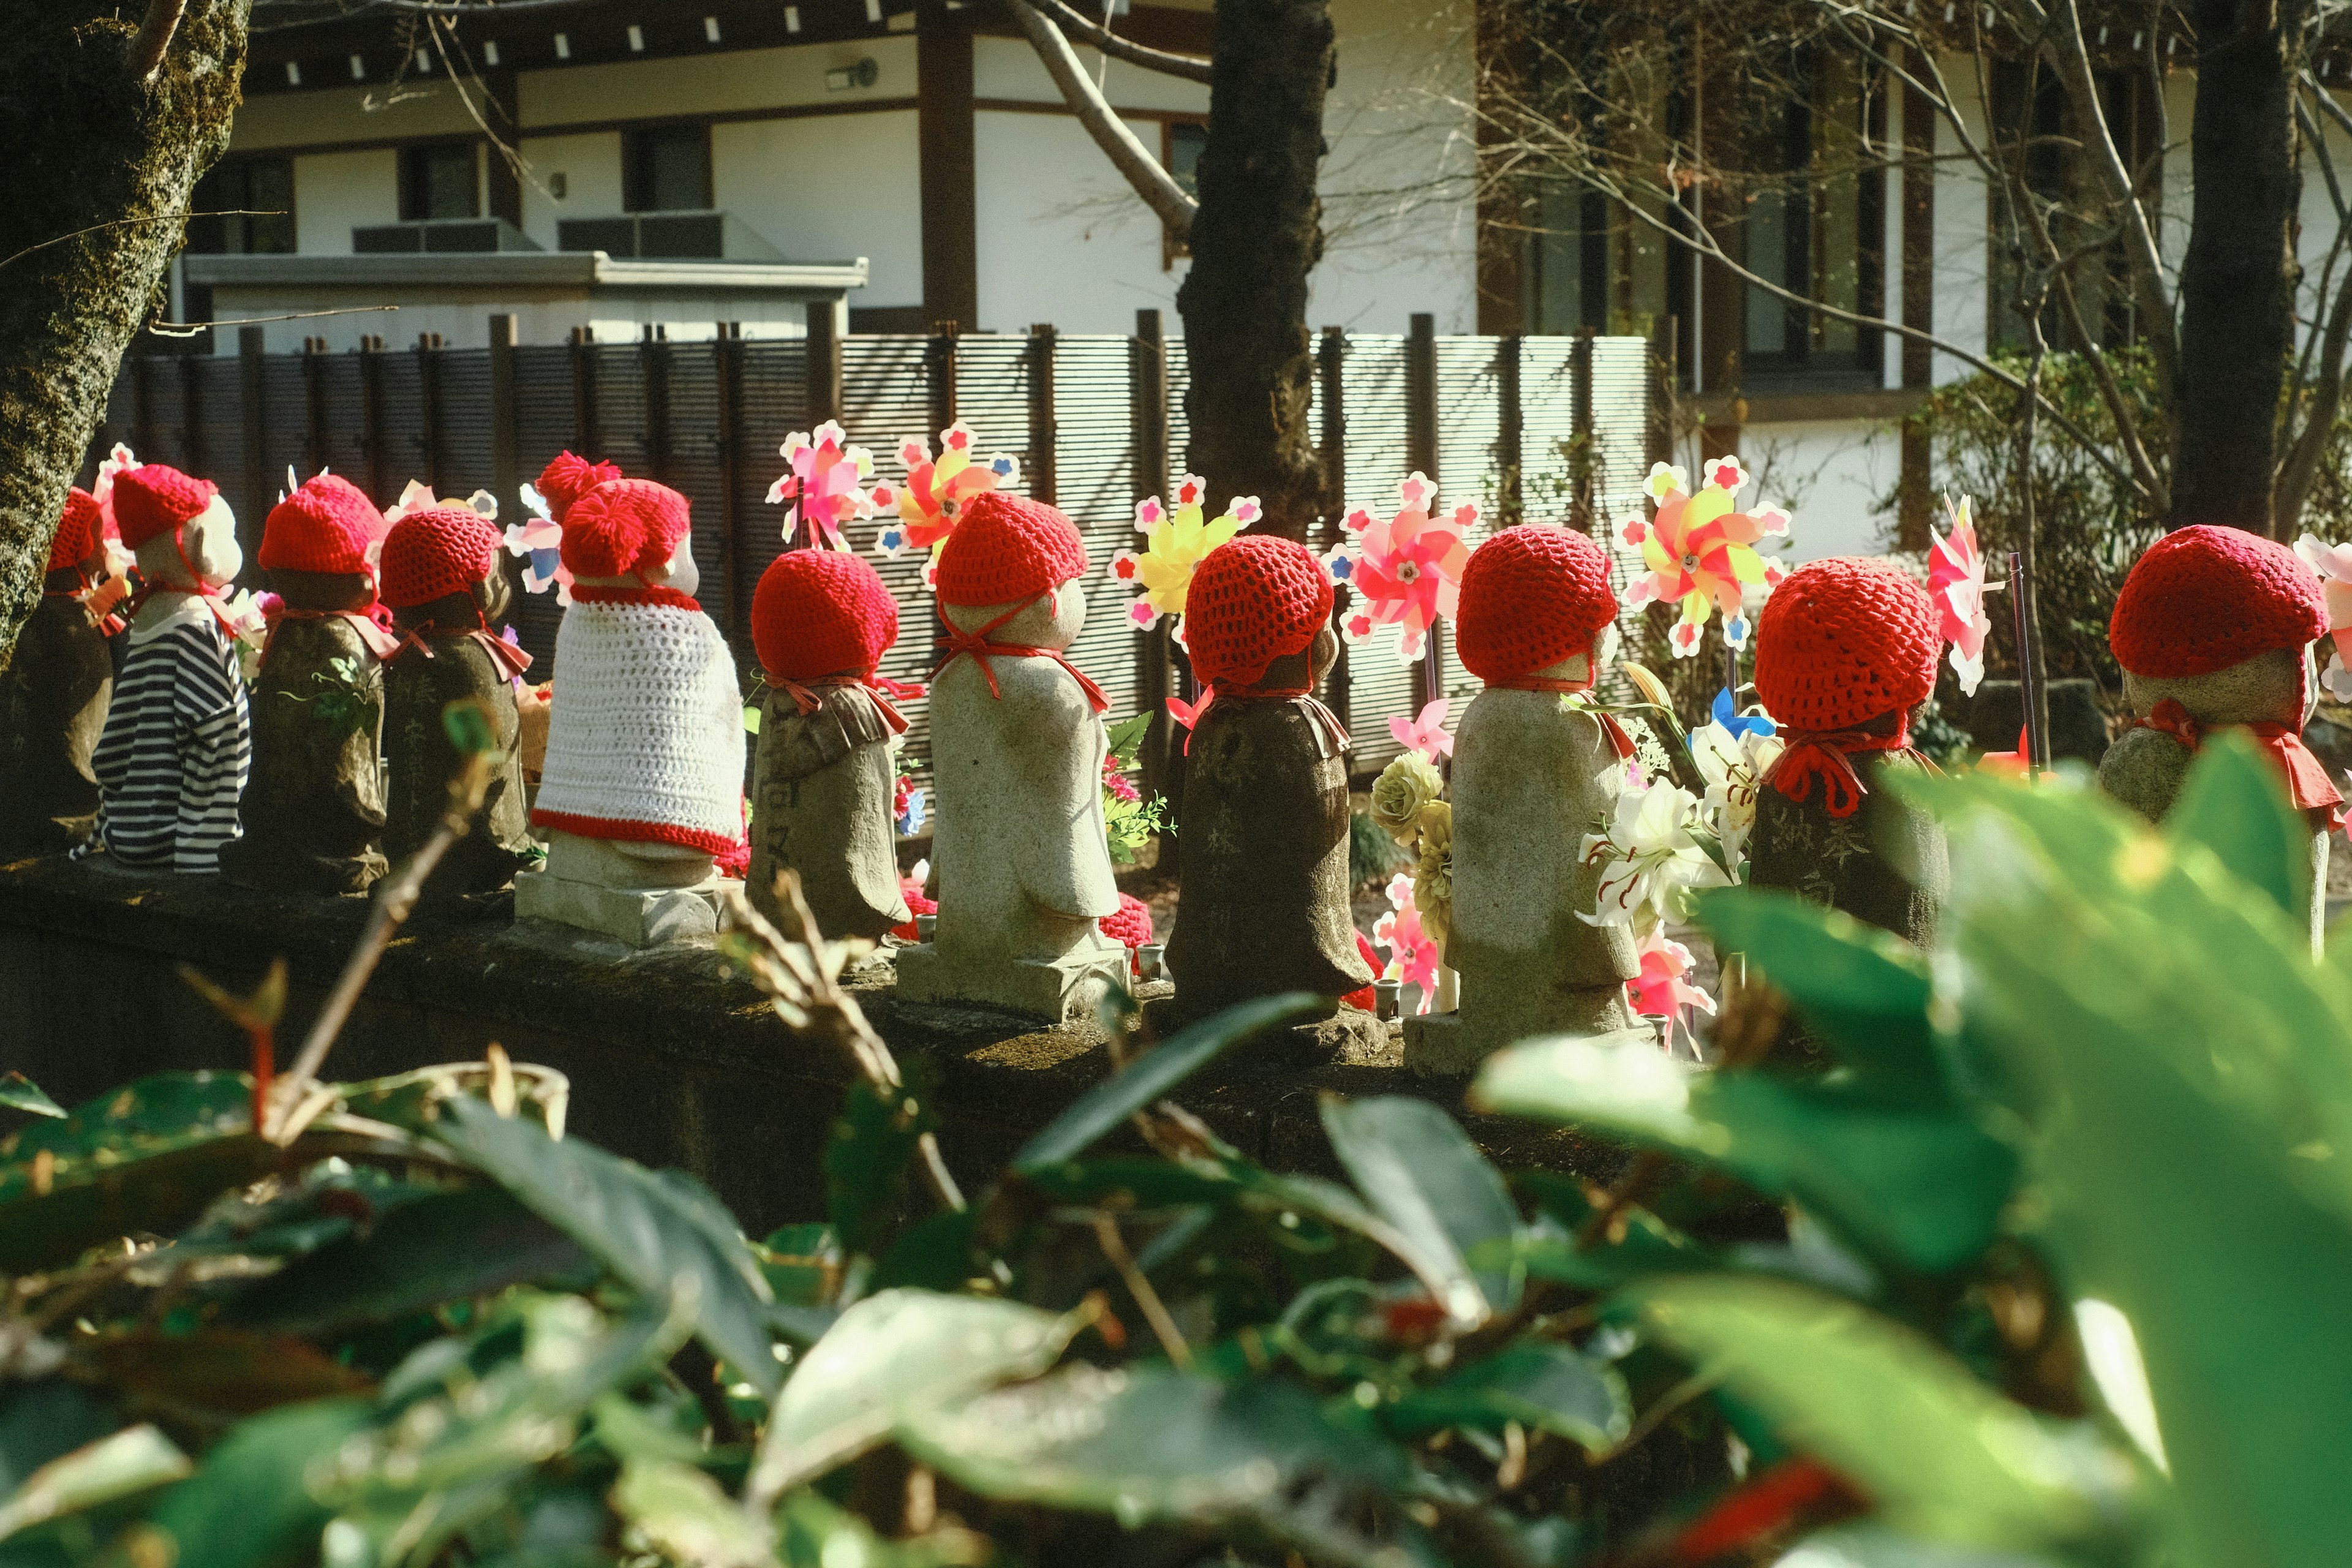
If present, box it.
[974,109,1184,332]
[514,132,625,251]
[714,111,922,306]
[973,36,1210,115]
[518,39,919,126]
[230,79,479,152]
[292,149,401,254]
[1928,66,1993,385]
[1737,419,1902,562]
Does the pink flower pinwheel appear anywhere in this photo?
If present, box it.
[1626,930,1716,1055]
[1389,698,1453,761]
[872,421,1019,578]
[1619,455,1790,658]
[2294,532,2352,702]
[1373,872,1444,1014]
[1928,494,1994,696]
[1330,472,1472,663]
[767,420,880,550]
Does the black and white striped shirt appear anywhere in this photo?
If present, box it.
[90,602,251,875]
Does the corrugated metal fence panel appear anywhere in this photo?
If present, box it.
[736,339,809,611]
[1164,339,1192,486]
[661,347,729,636]
[1433,336,1507,718]
[840,334,941,788]
[1041,336,1143,728]
[260,358,309,530]
[376,352,426,502]
[590,346,651,483]
[435,350,497,502]
[316,356,368,484]
[1589,334,1651,592]
[1335,334,1414,771]
[195,358,247,522]
[508,346,579,663]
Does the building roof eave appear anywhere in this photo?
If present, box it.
[181,252,869,295]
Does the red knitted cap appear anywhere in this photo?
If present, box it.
[1185,535,1335,688]
[260,473,386,576]
[752,549,900,681]
[1754,557,1940,731]
[50,489,103,574]
[111,464,219,550]
[1456,524,1619,682]
[933,492,1090,608]
[2109,524,2326,678]
[560,478,692,579]
[536,451,623,521]
[379,506,502,608]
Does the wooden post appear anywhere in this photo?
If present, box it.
[487,314,521,526]
[178,353,208,484]
[1317,325,1352,737]
[1027,323,1058,505]
[131,353,157,464]
[1570,328,1596,537]
[359,335,387,502]
[417,332,446,496]
[805,300,842,426]
[926,319,959,440]
[1405,312,1443,708]
[1133,308,1173,805]
[302,336,328,480]
[238,328,268,566]
[715,323,748,654]
[641,326,674,486]
[1496,333,1523,529]
[570,325,601,458]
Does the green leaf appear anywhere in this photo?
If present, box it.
[1695,888,1947,1101]
[427,1098,782,1400]
[1387,1341,1630,1452]
[0,1076,62,1120]
[0,1384,120,1498]
[1321,1095,1522,1322]
[825,1067,935,1259]
[902,1364,1436,1568]
[225,1185,595,1336]
[2164,728,2310,926]
[143,1399,375,1568]
[1012,993,1322,1173]
[442,696,499,755]
[0,1427,190,1542]
[610,1460,772,1568]
[1104,711,1154,764]
[1619,1275,2135,1555]
[750,1289,1078,1496]
[1473,1033,2014,1275]
[1765,1526,2070,1566]
[753,1224,840,1308]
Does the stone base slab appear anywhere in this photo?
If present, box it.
[514,865,720,948]
[894,938,1128,1023]
[1401,1012,1485,1077]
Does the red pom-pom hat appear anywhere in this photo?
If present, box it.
[560,478,693,581]
[1456,524,1619,683]
[111,464,219,551]
[260,473,386,577]
[1754,556,1940,732]
[1185,535,1335,688]
[535,451,623,521]
[932,492,1090,608]
[2109,524,2326,678]
[50,489,104,574]
[752,549,900,680]
[379,506,503,609]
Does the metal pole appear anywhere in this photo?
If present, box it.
[2008,548,2048,777]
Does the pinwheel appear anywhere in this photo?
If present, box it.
[1618,454,1790,657]
[2295,532,2352,701]
[1627,930,1717,1055]
[1388,698,1453,761]
[873,421,1019,581]
[506,483,573,603]
[767,420,881,551]
[1109,475,1254,631]
[1373,872,1446,1014]
[1929,494,1995,696]
[1329,471,1472,663]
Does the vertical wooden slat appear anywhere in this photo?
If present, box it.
[360,336,387,502]
[132,354,157,465]
[641,328,674,486]
[715,325,748,651]
[926,320,959,439]
[1404,312,1442,708]
[1570,328,1596,535]
[1132,308,1173,805]
[1317,325,1352,734]
[417,333,445,496]
[238,328,268,564]
[804,300,842,427]
[1495,333,1523,529]
[488,314,521,523]
[179,354,209,483]
[1027,323,1058,505]
[303,337,328,479]
[570,325,601,458]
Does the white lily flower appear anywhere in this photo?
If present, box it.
[1579,782,1730,933]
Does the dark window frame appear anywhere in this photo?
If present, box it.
[622,121,714,213]
[398,139,482,222]
[186,155,297,255]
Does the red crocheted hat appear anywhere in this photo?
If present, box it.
[111,464,219,551]
[260,473,386,576]
[2109,524,2325,678]
[1754,556,1940,731]
[1456,524,1619,682]
[933,492,1090,608]
[50,489,103,574]
[752,549,900,681]
[379,506,502,609]
[560,478,692,580]
[535,451,623,521]
[1185,534,1334,688]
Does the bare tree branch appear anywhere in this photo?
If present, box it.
[128,0,190,83]
[1005,0,1197,239]
[1031,0,1213,84]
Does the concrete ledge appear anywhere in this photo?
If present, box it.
[0,856,1620,1234]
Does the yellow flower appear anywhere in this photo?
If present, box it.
[1371,753,1444,846]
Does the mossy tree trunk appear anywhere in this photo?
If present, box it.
[1175,0,1333,541]
[0,1,248,668]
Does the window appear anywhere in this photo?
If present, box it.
[186,156,295,254]
[1527,185,1610,334]
[399,141,480,221]
[1163,119,1207,266]
[1740,50,1883,380]
[1989,61,2141,352]
[623,123,712,213]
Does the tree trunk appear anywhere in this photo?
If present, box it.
[2174,0,2302,537]
[0,1,247,666]
[1174,0,1333,540]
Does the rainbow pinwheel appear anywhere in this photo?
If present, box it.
[767,421,880,551]
[1928,493,1994,696]
[1328,471,1472,663]
[1107,475,1256,631]
[1619,454,1790,657]
[872,421,1019,583]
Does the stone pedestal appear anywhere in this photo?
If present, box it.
[894,935,1126,1022]
[0,594,111,858]
[382,630,534,907]
[514,829,720,948]
[1401,688,1636,1075]
[1164,698,1370,1025]
[220,612,388,895]
[748,685,907,938]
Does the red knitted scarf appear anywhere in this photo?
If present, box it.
[1763,714,1933,819]
[2133,698,2345,827]
[931,594,1109,714]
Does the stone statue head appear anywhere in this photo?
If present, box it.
[942,578,1087,650]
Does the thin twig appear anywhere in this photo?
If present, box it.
[1005,0,1197,238]
[127,0,189,83]
[146,305,401,338]
[0,212,287,273]
[265,747,496,1140]
[1030,0,1213,83]
[1089,1210,1191,1369]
